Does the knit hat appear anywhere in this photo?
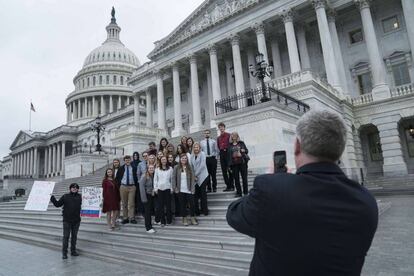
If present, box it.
[69,183,79,190]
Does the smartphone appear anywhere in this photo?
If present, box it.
[273,150,287,172]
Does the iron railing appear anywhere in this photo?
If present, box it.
[71,145,125,156]
[215,86,310,115]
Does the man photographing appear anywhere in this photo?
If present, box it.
[227,110,378,275]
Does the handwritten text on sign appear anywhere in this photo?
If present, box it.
[81,186,103,218]
[24,181,56,211]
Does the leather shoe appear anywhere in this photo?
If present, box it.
[130,219,138,224]
[121,219,129,224]
[71,251,79,256]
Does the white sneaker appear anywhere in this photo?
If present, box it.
[146,228,156,233]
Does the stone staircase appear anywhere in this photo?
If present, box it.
[0,163,258,275]
[365,174,414,196]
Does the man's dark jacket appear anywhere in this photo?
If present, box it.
[115,164,138,186]
[51,193,82,223]
[227,162,378,276]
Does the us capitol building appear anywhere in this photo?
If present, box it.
[1,0,414,196]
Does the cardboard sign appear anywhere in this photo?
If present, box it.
[24,181,56,211]
[81,186,103,218]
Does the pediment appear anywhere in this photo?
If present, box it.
[148,0,259,59]
[10,131,34,150]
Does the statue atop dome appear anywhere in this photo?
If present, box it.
[111,7,116,23]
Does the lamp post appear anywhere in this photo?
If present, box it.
[90,116,105,153]
[249,53,273,102]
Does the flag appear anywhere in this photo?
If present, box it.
[30,102,36,112]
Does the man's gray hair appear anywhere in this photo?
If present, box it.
[296,110,347,161]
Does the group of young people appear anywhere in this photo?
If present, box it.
[101,122,251,233]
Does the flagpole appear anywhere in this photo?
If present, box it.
[29,100,32,131]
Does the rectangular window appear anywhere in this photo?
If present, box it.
[392,62,411,86]
[367,132,383,161]
[113,75,117,85]
[382,16,400,33]
[357,73,372,95]
[120,76,124,85]
[153,102,157,112]
[106,75,109,85]
[166,97,173,107]
[349,28,363,44]
[99,76,102,85]
[180,92,187,102]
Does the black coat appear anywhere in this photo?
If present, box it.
[51,193,82,223]
[227,162,378,276]
[115,164,138,186]
[227,141,249,166]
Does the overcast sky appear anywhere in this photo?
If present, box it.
[0,0,205,158]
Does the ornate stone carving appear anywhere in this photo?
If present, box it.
[252,22,265,35]
[281,9,294,23]
[327,9,336,23]
[311,0,326,10]
[229,34,240,46]
[354,0,371,10]
[207,44,217,55]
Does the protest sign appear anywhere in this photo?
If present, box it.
[24,181,56,211]
[81,186,103,218]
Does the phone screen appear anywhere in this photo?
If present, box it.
[273,151,287,171]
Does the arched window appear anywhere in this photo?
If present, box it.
[106,75,109,84]
[118,52,121,59]
[82,79,85,88]
[113,75,117,85]
[113,52,116,59]
[87,77,90,87]
[93,76,96,86]
[99,75,102,85]
[120,76,124,85]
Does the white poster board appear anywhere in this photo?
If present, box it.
[24,181,56,211]
[81,186,103,218]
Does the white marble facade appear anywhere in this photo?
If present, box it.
[2,0,414,190]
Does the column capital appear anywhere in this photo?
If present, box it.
[281,9,295,23]
[251,22,265,35]
[207,44,217,55]
[169,61,179,69]
[229,34,240,46]
[354,0,371,10]
[327,8,337,23]
[186,53,197,64]
[311,0,327,10]
[153,69,164,79]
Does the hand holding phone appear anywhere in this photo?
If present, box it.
[273,151,287,173]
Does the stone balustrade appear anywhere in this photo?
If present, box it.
[351,93,374,106]
[391,83,414,97]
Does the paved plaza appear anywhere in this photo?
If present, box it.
[0,195,411,276]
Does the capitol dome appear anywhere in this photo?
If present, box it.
[65,7,139,127]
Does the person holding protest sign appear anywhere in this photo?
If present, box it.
[139,164,156,233]
[50,183,82,259]
[102,168,121,231]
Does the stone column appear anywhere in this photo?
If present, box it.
[296,24,311,70]
[253,23,270,81]
[172,63,185,136]
[28,149,32,176]
[18,153,22,176]
[375,116,408,176]
[134,94,140,126]
[73,101,77,120]
[100,96,106,116]
[208,44,222,108]
[402,0,414,58]
[247,49,257,88]
[313,0,342,92]
[270,39,283,77]
[282,10,301,73]
[33,147,38,178]
[230,34,245,95]
[61,141,66,174]
[355,0,390,100]
[146,89,153,127]
[83,98,87,118]
[156,73,166,129]
[56,142,61,174]
[52,144,57,175]
[118,95,122,110]
[92,96,97,117]
[48,145,52,176]
[66,105,70,122]
[126,96,130,106]
[225,59,235,97]
[44,148,48,177]
[189,55,203,132]
[22,151,27,176]
[109,95,114,113]
[328,10,349,94]
[77,99,81,119]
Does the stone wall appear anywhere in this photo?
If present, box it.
[64,153,110,179]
